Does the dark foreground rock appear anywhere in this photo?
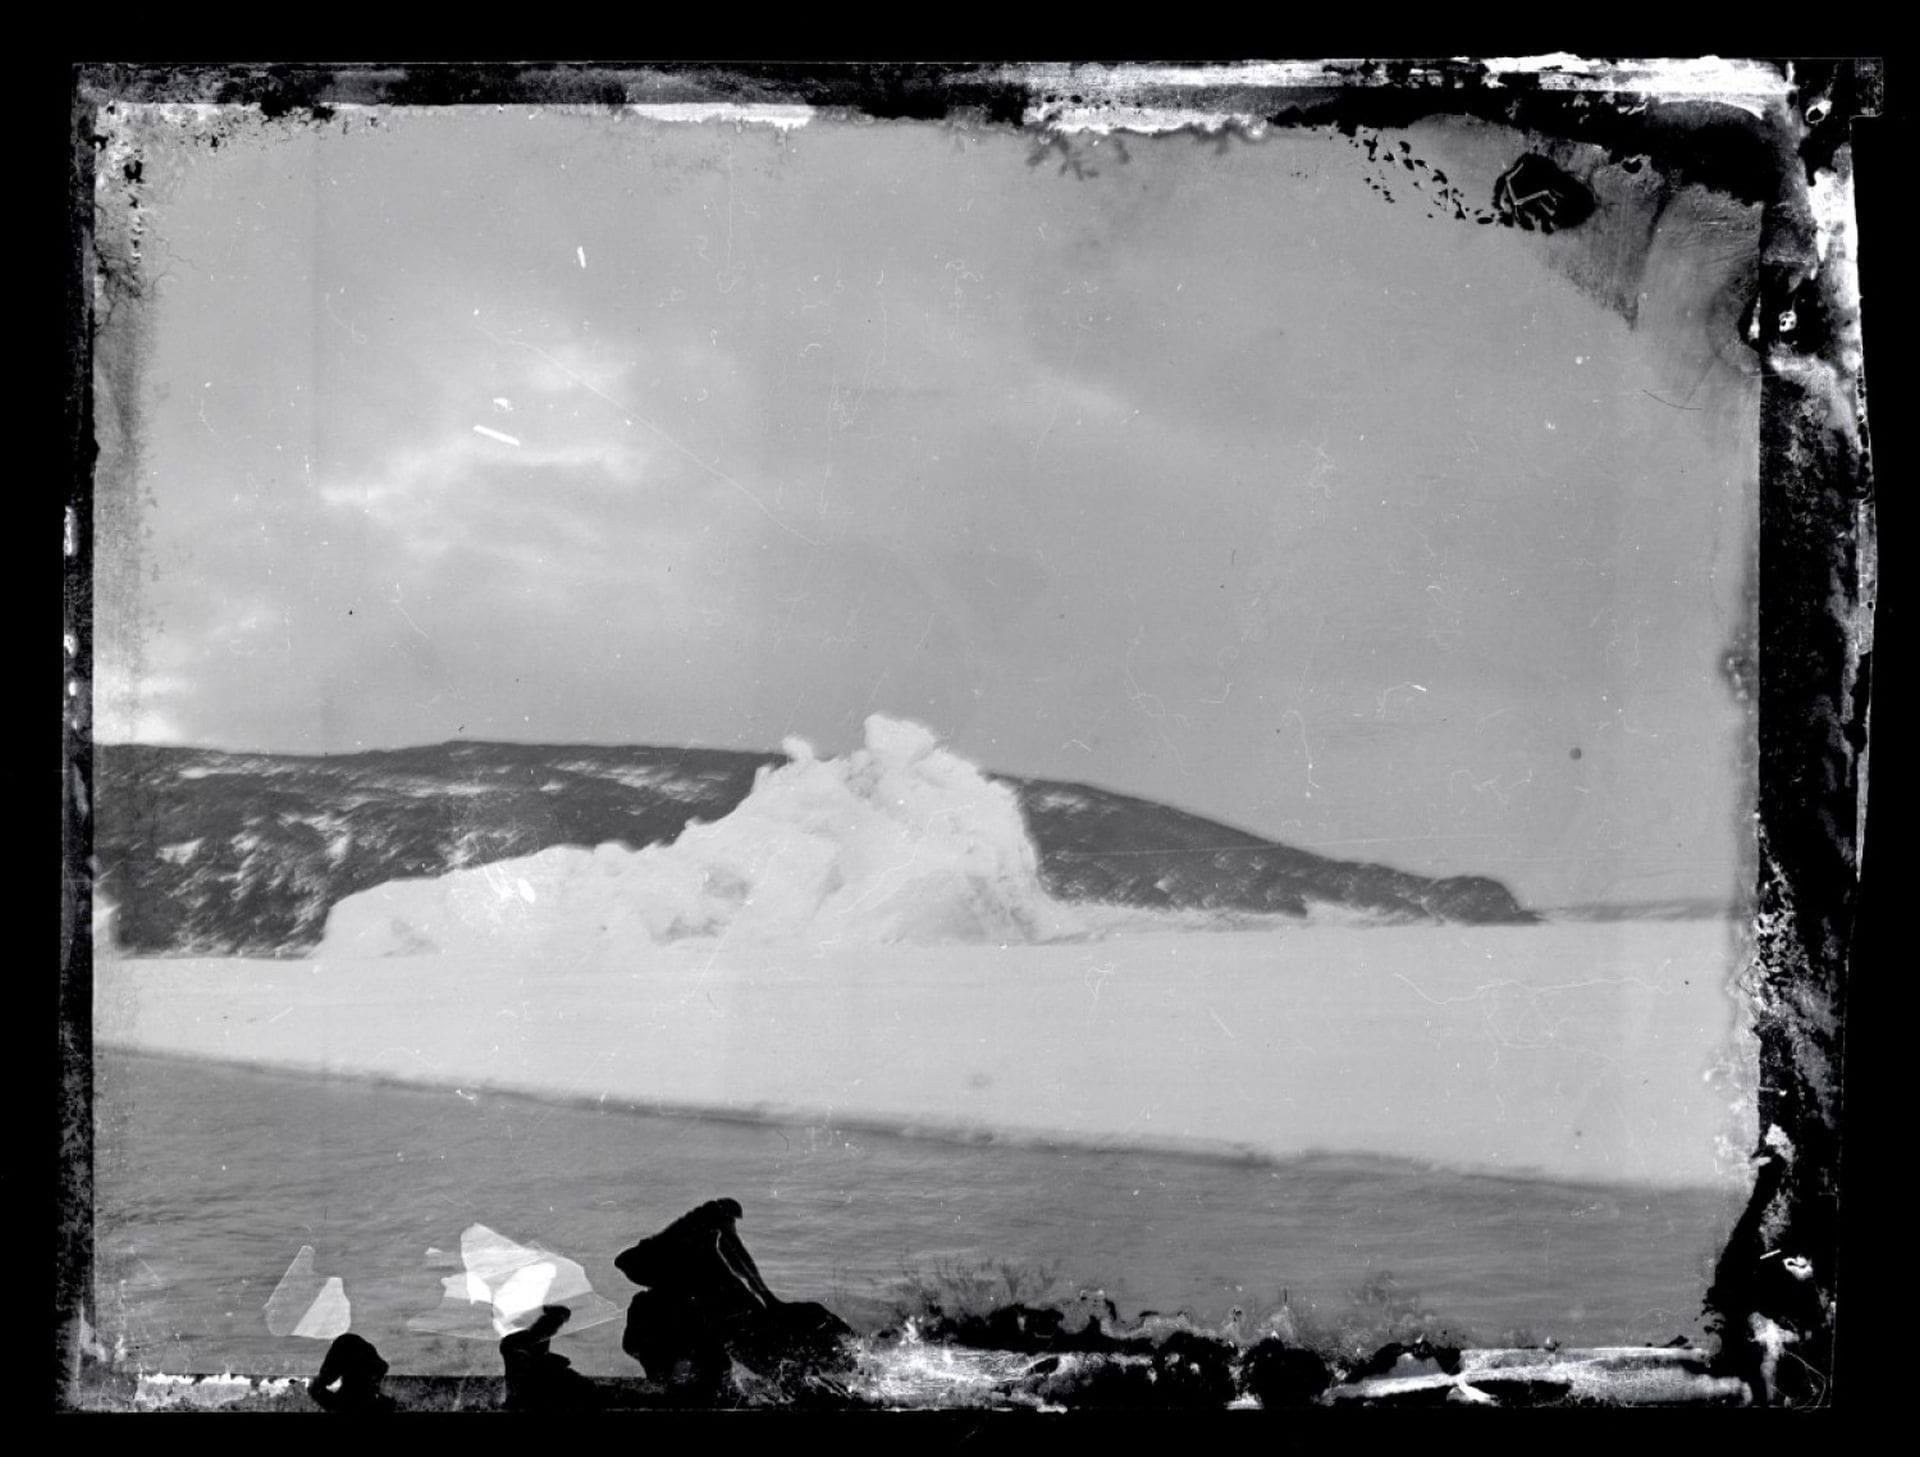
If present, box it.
[615,1197,856,1404]
[307,1333,396,1413]
[1239,1338,1336,1407]
[913,1301,1094,1355]
[1347,1336,1464,1380]
[500,1305,603,1411]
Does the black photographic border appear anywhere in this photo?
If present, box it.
[56,56,1881,1414]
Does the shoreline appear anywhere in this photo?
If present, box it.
[95,1041,1738,1199]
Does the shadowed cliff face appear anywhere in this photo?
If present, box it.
[92,740,1536,957]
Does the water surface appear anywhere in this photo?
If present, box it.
[94,1049,1742,1377]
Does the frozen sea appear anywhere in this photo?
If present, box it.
[91,918,1755,1377]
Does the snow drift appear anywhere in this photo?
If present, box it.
[320,716,1092,958]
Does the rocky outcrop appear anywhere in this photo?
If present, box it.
[614,1198,855,1403]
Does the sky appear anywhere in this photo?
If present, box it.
[93,106,1761,910]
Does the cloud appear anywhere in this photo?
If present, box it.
[89,114,1755,904]
[319,433,656,563]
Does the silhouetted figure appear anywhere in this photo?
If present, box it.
[308,1333,396,1413]
[615,1198,854,1403]
[500,1304,601,1410]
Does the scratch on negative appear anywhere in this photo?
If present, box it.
[1641,389,1705,412]
[1030,325,1088,466]
[391,591,430,640]
[471,317,821,547]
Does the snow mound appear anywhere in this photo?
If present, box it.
[319,715,1091,957]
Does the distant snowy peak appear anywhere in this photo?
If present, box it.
[92,718,1535,958]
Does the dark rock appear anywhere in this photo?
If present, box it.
[1491,153,1596,233]
[1422,1338,1464,1375]
[1239,1339,1335,1407]
[924,1301,1072,1354]
[1013,1353,1161,1408]
[1044,1356,1159,1407]
[992,1302,1069,1351]
[308,1333,396,1414]
[1150,1330,1238,1407]
[1068,1315,1126,1354]
[926,1297,1154,1357]
[1027,1293,1126,1353]
[500,1304,601,1411]
[1351,1337,1463,1380]
[728,1299,858,1379]
[1023,1338,1238,1410]
[620,1289,733,1401]
[615,1198,854,1403]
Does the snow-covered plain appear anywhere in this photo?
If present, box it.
[95,917,1751,1190]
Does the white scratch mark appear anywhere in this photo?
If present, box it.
[1375,681,1429,719]
[1084,963,1116,1021]
[324,291,368,345]
[576,246,587,269]
[470,317,820,546]
[390,584,430,640]
[472,425,521,447]
[1031,325,1088,466]
[1122,632,1190,775]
